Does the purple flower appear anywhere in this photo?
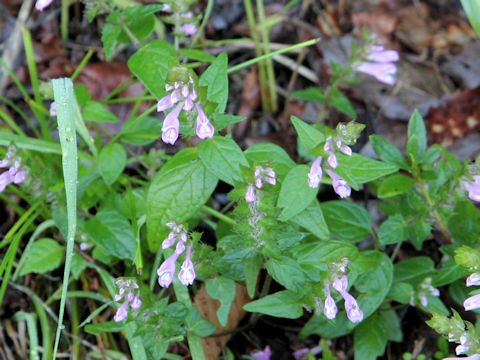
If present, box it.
[293,346,323,360]
[0,147,27,192]
[114,302,129,322]
[195,104,215,139]
[245,184,257,203]
[332,275,348,294]
[339,144,352,156]
[464,293,480,311]
[157,252,179,288]
[131,295,142,310]
[157,95,174,112]
[356,45,399,85]
[175,239,186,254]
[35,0,54,11]
[264,168,276,185]
[181,23,198,36]
[326,170,351,198]
[254,166,276,189]
[327,152,338,168]
[464,175,480,202]
[357,62,397,85]
[467,273,480,287]
[323,286,338,320]
[251,345,272,360]
[161,103,183,145]
[444,356,480,360]
[49,102,57,116]
[366,45,400,63]
[178,247,196,286]
[342,291,363,323]
[0,172,11,192]
[162,233,177,249]
[307,157,323,188]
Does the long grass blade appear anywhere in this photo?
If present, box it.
[52,78,78,358]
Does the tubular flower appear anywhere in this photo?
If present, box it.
[245,184,257,203]
[323,285,338,320]
[113,279,142,322]
[307,157,323,188]
[326,170,351,198]
[342,291,364,323]
[195,104,215,139]
[253,166,276,189]
[464,294,480,312]
[467,273,480,287]
[35,0,54,11]
[356,45,400,85]
[0,146,28,192]
[464,175,480,202]
[178,246,196,286]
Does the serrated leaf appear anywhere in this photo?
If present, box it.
[407,110,427,160]
[370,135,409,170]
[19,239,64,275]
[147,148,218,251]
[291,116,325,151]
[199,53,228,113]
[266,257,308,292]
[85,209,136,260]
[117,5,164,43]
[277,165,318,221]
[99,143,126,185]
[243,290,303,319]
[290,200,330,240]
[128,40,178,98]
[198,136,249,185]
[321,201,372,242]
[244,254,263,298]
[83,101,118,122]
[101,13,122,60]
[205,277,236,327]
[378,214,407,245]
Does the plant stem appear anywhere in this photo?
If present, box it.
[201,205,236,225]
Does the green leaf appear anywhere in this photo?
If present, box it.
[407,110,427,160]
[244,254,263,298]
[336,153,399,189]
[99,143,127,185]
[407,219,431,250]
[291,116,325,151]
[71,253,88,280]
[387,282,413,304]
[205,277,236,327]
[328,87,356,119]
[292,87,325,102]
[128,40,178,98]
[120,116,162,146]
[321,201,372,242]
[19,239,64,275]
[448,199,480,245]
[243,290,303,319]
[277,165,318,221]
[85,209,136,260]
[85,321,124,335]
[118,5,163,44]
[83,101,118,122]
[147,148,218,251]
[461,0,480,36]
[211,114,245,131]
[198,136,249,186]
[266,256,308,292]
[394,256,435,285]
[186,307,216,337]
[199,53,228,113]
[290,200,330,240]
[378,214,407,245]
[370,135,409,170]
[377,174,415,198]
[101,14,122,60]
[353,251,394,319]
[244,143,295,177]
[354,310,401,360]
[432,260,467,287]
[179,49,216,62]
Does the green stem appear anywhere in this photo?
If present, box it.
[71,49,94,81]
[201,205,236,225]
[61,0,69,42]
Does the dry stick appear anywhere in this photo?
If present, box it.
[0,0,33,96]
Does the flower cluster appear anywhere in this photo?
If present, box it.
[113,279,142,322]
[464,273,480,311]
[356,45,400,85]
[410,277,440,307]
[157,76,214,145]
[0,146,28,193]
[157,221,196,287]
[307,136,352,198]
[162,3,198,37]
[245,166,276,204]
[320,259,363,323]
[35,0,54,11]
[464,175,480,202]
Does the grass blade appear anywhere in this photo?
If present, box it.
[52,78,78,358]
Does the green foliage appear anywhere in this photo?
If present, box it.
[321,201,372,242]
[19,238,64,275]
[205,277,236,327]
[99,143,127,185]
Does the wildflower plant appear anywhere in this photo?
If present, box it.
[2,2,480,360]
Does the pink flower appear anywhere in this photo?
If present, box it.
[161,103,183,145]
[175,238,186,254]
[443,355,480,360]
[35,0,54,11]
[131,296,142,310]
[114,302,129,322]
[332,275,348,294]
[157,252,179,288]
[467,273,480,287]
[357,62,397,85]
[464,176,480,202]
[181,23,198,36]
[464,293,480,311]
[0,172,11,192]
[49,102,57,116]
[323,286,338,320]
[307,157,323,188]
[342,292,363,323]
[339,144,352,156]
[178,247,196,286]
[366,45,400,63]
[251,345,272,360]
[326,170,351,198]
[254,167,276,189]
[162,233,177,249]
[157,94,174,112]
[245,184,257,203]
[195,104,215,139]
[327,152,338,168]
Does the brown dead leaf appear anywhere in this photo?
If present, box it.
[352,11,397,43]
[427,86,480,146]
[194,284,250,360]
